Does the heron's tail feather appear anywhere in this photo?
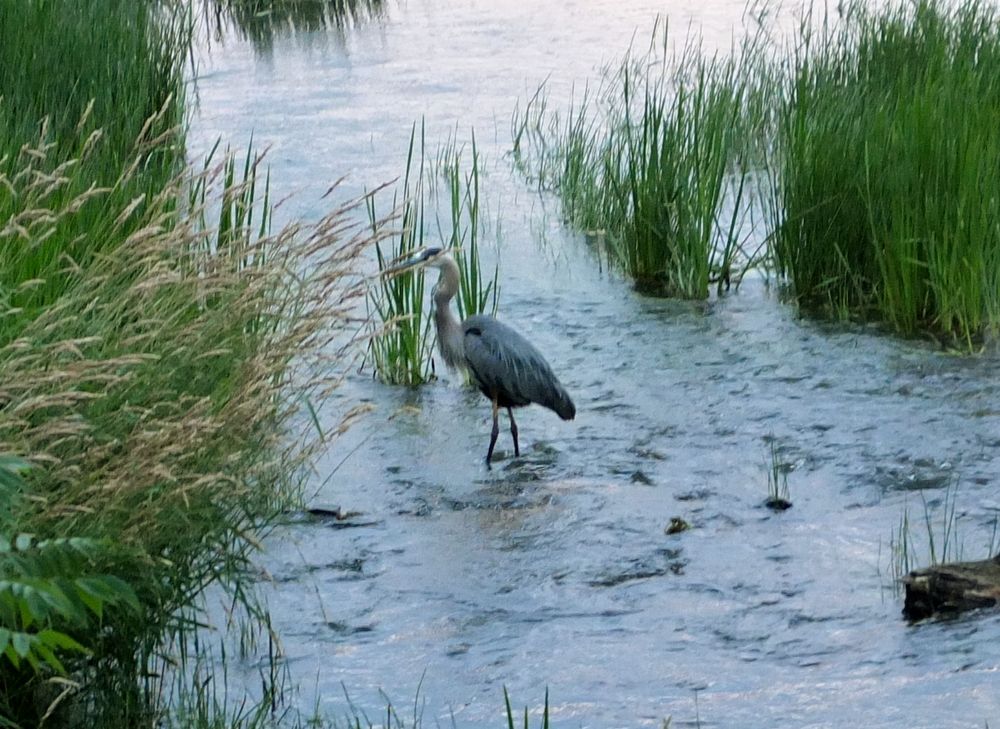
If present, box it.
[551,384,576,421]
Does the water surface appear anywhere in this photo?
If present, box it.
[190,2,1000,726]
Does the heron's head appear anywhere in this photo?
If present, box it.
[381,247,461,308]
[418,247,449,269]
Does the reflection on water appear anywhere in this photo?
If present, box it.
[189,1,1000,727]
[199,0,386,53]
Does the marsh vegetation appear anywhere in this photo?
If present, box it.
[6,0,1000,725]
[514,0,1000,346]
[512,25,765,298]
[201,0,388,50]
[367,126,498,385]
[0,0,373,725]
[770,0,1000,346]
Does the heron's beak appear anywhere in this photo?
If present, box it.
[380,247,444,276]
[381,257,420,276]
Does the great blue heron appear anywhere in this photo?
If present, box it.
[384,248,575,465]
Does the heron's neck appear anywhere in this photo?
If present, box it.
[432,258,465,369]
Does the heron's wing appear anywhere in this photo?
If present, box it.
[462,315,575,420]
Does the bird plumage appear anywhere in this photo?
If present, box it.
[387,247,575,465]
[462,315,576,421]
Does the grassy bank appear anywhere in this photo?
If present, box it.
[2,142,369,724]
[771,0,1000,345]
[0,1,370,725]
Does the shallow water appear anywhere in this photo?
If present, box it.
[190,2,1000,726]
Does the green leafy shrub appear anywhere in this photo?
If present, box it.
[0,458,139,723]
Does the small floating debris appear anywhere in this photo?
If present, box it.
[764,496,793,511]
[631,470,654,485]
[665,516,691,534]
[307,505,355,519]
[325,621,375,635]
[303,505,377,528]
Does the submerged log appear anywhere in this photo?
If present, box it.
[902,554,1000,620]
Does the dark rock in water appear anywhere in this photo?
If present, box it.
[665,517,691,535]
[326,621,374,634]
[764,496,793,511]
[631,470,654,485]
[903,554,1000,620]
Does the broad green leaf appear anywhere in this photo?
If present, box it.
[37,629,87,654]
[96,575,140,612]
[18,588,35,629]
[37,581,79,622]
[76,576,139,613]
[30,640,66,674]
[74,587,103,620]
[0,456,30,493]
[3,639,20,668]
[23,645,40,672]
[11,631,30,658]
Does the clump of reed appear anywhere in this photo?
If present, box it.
[513,24,766,298]
[434,131,499,322]
[367,125,437,386]
[367,124,499,385]
[763,439,793,511]
[770,0,1000,345]
[512,0,1000,343]
[0,130,371,725]
[887,487,959,588]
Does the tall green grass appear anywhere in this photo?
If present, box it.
[0,8,372,716]
[0,0,188,332]
[770,0,1000,345]
[367,125,499,384]
[435,131,500,322]
[367,125,437,386]
[513,26,765,298]
[513,0,1000,341]
[887,483,966,588]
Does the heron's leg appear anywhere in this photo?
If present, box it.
[506,407,520,457]
[486,396,500,466]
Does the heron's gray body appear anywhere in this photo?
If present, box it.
[461,314,576,421]
[389,247,575,464]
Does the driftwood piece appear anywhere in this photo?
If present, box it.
[902,554,1000,620]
